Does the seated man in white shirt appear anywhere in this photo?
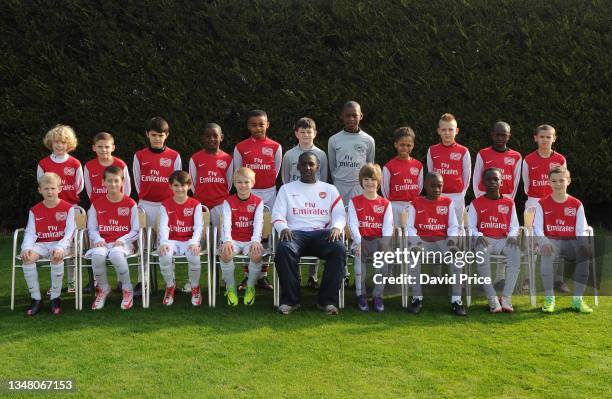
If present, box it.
[272,152,346,315]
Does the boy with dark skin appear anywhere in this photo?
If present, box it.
[405,172,465,315]
[468,168,520,312]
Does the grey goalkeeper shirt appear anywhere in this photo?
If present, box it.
[281,144,329,184]
[328,130,375,185]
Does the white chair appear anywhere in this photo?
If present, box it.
[11,207,86,310]
[77,207,148,310]
[146,205,212,306]
[212,206,273,307]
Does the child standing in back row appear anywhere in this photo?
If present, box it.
[426,113,471,225]
[189,123,233,228]
[133,117,182,295]
[382,126,423,227]
[472,122,522,199]
[328,101,375,205]
[84,132,131,204]
[233,110,281,290]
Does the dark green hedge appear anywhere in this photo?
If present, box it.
[1,0,610,229]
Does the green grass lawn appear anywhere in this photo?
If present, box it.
[0,235,610,398]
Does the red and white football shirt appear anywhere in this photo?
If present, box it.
[89,195,138,243]
[382,157,423,202]
[233,137,281,189]
[160,197,202,242]
[407,196,459,239]
[468,196,518,238]
[522,151,567,198]
[21,200,76,252]
[189,150,233,209]
[348,195,393,244]
[426,143,471,194]
[37,155,83,205]
[133,147,182,203]
[534,195,587,239]
[473,147,522,198]
[221,194,264,242]
[84,157,131,203]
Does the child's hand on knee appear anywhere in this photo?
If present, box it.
[20,249,33,263]
[540,243,553,256]
[159,244,170,256]
[94,240,106,248]
[188,244,200,256]
[250,242,263,258]
[51,248,64,263]
[220,241,234,259]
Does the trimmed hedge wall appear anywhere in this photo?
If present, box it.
[1,0,610,229]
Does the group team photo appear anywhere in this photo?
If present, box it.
[1,1,609,398]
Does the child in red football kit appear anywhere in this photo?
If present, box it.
[382,126,423,227]
[37,124,83,206]
[189,123,233,229]
[348,163,393,312]
[132,117,181,295]
[20,172,75,316]
[158,171,204,307]
[426,113,471,226]
[472,122,521,199]
[233,110,281,290]
[535,166,593,314]
[467,168,520,313]
[405,172,465,316]
[37,124,83,293]
[87,166,140,311]
[133,117,182,229]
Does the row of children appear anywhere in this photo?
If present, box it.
[23,158,592,316]
[21,101,591,314]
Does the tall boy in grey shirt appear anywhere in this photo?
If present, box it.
[328,101,375,204]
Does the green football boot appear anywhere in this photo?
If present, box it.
[541,296,555,313]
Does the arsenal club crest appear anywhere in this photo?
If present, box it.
[319,192,327,199]
[498,205,510,214]
[410,167,419,176]
[160,158,172,167]
[183,207,194,217]
[373,205,385,214]
[564,207,576,216]
[55,211,67,221]
[262,147,273,156]
[246,204,255,213]
[437,206,448,215]
[63,167,75,176]
[450,152,461,161]
[216,160,227,169]
[118,207,130,216]
[504,157,515,166]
